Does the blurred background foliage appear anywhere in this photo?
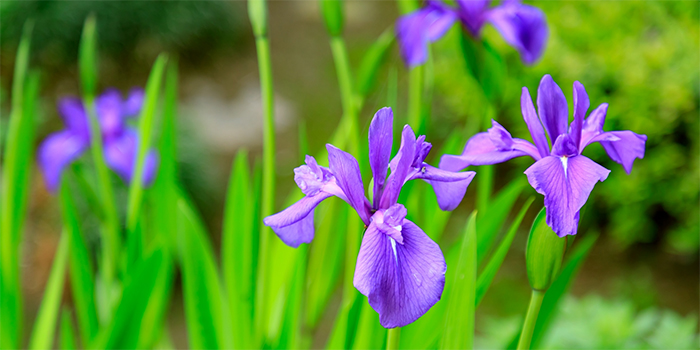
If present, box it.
[0,0,697,348]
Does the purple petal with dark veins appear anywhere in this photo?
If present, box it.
[487,2,548,64]
[369,107,394,207]
[327,144,371,224]
[537,74,569,143]
[354,219,446,328]
[263,192,334,248]
[570,81,589,148]
[38,130,89,192]
[524,155,610,237]
[521,87,550,157]
[381,126,417,208]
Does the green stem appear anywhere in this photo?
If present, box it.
[517,289,545,350]
[407,65,424,132]
[84,100,120,323]
[387,327,401,350]
[253,34,276,342]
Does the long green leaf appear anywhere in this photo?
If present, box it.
[126,53,169,248]
[222,150,254,349]
[178,196,230,349]
[356,26,395,101]
[475,197,535,306]
[29,230,70,350]
[440,212,478,350]
[60,310,77,350]
[476,178,527,263]
[0,20,33,349]
[79,14,97,101]
[352,301,386,350]
[62,173,99,345]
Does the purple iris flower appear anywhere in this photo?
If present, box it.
[440,75,647,237]
[396,0,548,67]
[38,88,158,192]
[263,107,475,328]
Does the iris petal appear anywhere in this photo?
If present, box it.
[354,219,446,328]
[570,81,589,148]
[381,126,417,208]
[327,144,371,224]
[487,2,548,65]
[38,130,89,192]
[537,74,569,143]
[369,107,394,207]
[263,193,334,248]
[524,155,610,237]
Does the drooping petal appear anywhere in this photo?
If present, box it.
[524,155,610,237]
[263,192,334,248]
[103,129,158,185]
[123,88,145,118]
[411,164,476,211]
[381,126,417,208]
[487,2,548,64]
[438,132,529,172]
[537,74,569,143]
[95,89,124,141]
[57,97,90,140]
[521,87,550,157]
[327,144,371,223]
[38,130,89,192]
[396,3,457,67]
[455,0,489,35]
[570,81,589,148]
[369,107,394,207]
[597,131,647,174]
[354,219,446,328]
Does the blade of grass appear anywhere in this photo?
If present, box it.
[439,212,477,350]
[60,310,77,350]
[79,15,121,322]
[125,53,168,256]
[0,20,33,349]
[136,246,174,349]
[62,172,99,345]
[476,178,527,264]
[222,150,254,349]
[28,230,70,350]
[177,195,230,349]
[475,197,534,306]
[352,301,386,350]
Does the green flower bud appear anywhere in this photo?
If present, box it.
[526,208,567,291]
[320,0,344,37]
[248,0,268,37]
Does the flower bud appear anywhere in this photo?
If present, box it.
[526,208,567,291]
[320,0,344,37]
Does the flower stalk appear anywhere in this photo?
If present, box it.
[517,289,545,350]
[387,327,401,350]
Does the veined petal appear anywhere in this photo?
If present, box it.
[104,129,158,185]
[381,126,417,208]
[38,130,89,192]
[551,134,578,158]
[353,219,446,328]
[487,2,548,65]
[438,132,530,172]
[570,81,589,148]
[579,103,608,150]
[327,144,371,223]
[411,164,476,211]
[597,131,647,174]
[537,74,569,143]
[96,89,124,141]
[263,192,334,248]
[57,97,90,140]
[369,107,394,208]
[521,87,550,157]
[124,88,145,118]
[524,155,610,237]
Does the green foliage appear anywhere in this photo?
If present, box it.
[526,209,568,291]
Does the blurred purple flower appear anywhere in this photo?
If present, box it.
[396,0,548,67]
[440,75,647,237]
[264,107,475,328]
[38,88,158,192]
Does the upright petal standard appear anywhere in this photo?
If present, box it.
[396,0,548,67]
[38,88,158,192]
[440,75,646,237]
[263,107,476,327]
